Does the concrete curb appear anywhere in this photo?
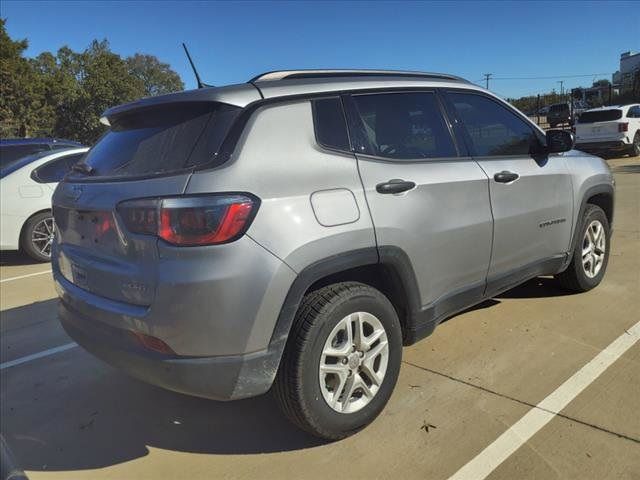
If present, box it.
[0,435,28,480]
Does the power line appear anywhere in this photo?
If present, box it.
[488,73,611,80]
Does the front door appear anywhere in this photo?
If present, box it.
[443,90,573,292]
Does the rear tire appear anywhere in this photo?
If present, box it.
[20,211,55,263]
[555,204,610,292]
[274,282,402,440]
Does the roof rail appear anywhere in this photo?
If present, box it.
[249,69,469,83]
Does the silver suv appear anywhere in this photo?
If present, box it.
[52,70,614,440]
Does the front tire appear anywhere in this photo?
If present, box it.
[274,282,402,440]
[555,204,610,292]
[20,211,55,263]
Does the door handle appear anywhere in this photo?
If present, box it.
[376,179,416,194]
[494,171,520,183]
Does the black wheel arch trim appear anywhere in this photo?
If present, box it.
[564,183,614,270]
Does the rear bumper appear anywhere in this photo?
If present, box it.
[575,141,629,153]
[58,295,281,400]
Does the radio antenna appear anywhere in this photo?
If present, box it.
[182,43,209,89]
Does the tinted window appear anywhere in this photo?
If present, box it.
[578,109,622,123]
[0,144,49,169]
[352,92,456,160]
[78,102,240,178]
[550,103,569,113]
[626,106,640,118]
[312,98,350,151]
[448,92,538,156]
[32,153,84,183]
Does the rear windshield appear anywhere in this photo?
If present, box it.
[549,104,569,112]
[78,102,240,178]
[578,109,623,123]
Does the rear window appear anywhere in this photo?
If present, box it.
[578,109,623,123]
[32,153,84,183]
[550,104,569,112]
[0,144,49,170]
[312,98,350,151]
[79,102,240,178]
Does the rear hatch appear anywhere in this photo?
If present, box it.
[53,101,241,306]
[576,109,624,141]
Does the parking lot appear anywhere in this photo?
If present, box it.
[1,155,638,480]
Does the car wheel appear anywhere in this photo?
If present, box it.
[555,204,610,292]
[20,211,55,262]
[274,282,402,440]
[630,132,640,157]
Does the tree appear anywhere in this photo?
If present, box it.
[126,53,184,97]
[1,19,184,143]
[0,19,50,137]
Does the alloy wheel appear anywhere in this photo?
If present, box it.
[582,220,605,278]
[31,217,55,259]
[319,312,389,414]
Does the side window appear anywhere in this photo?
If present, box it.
[32,153,84,183]
[628,106,639,118]
[448,92,540,157]
[312,98,350,151]
[351,92,457,160]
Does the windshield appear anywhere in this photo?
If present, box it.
[578,110,623,123]
[77,102,241,178]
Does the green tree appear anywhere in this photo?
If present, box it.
[2,20,185,143]
[0,19,49,137]
[126,53,184,97]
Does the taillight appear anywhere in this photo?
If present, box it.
[619,122,629,132]
[117,194,259,246]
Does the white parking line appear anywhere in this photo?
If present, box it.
[0,270,52,284]
[0,342,77,370]
[448,319,640,480]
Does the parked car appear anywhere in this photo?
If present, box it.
[1,147,88,261]
[547,102,573,127]
[574,104,640,157]
[52,70,614,440]
[1,138,84,178]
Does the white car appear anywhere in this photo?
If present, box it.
[574,104,640,157]
[1,147,88,261]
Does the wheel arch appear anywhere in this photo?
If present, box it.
[269,246,423,362]
[567,183,614,262]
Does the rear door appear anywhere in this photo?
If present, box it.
[443,90,573,292]
[53,102,241,306]
[347,91,493,314]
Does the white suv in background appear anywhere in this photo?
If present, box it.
[575,104,640,157]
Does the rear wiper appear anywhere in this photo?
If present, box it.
[72,162,94,175]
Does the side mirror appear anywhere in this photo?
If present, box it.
[546,129,574,153]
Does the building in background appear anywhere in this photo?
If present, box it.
[613,51,640,92]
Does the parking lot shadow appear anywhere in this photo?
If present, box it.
[1,304,325,474]
[497,276,577,299]
[611,163,640,174]
[0,251,41,267]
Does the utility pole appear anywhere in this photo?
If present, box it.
[557,80,564,96]
[483,73,492,90]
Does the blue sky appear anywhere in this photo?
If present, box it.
[2,0,639,98]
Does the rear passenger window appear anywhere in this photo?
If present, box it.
[448,92,539,157]
[312,98,350,151]
[32,153,84,183]
[351,92,457,160]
